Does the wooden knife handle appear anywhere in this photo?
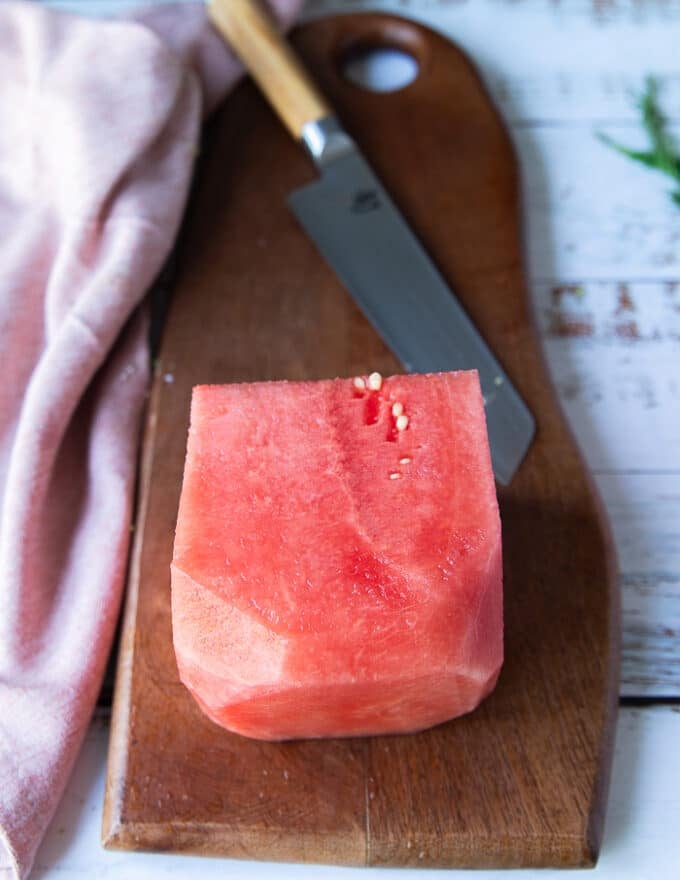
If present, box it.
[209,0,331,140]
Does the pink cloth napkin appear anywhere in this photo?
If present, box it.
[0,1,299,877]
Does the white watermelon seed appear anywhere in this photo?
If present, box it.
[368,372,383,391]
[391,401,403,417]
[389,472,401,480]
[399,457,411,464]
[396,414,409,431]
[353,376,366,390]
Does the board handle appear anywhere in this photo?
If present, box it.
[209,0,332,140]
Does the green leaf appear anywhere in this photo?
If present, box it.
[640,78,676,165]
[597,77,680,205]
[596,134,659,170]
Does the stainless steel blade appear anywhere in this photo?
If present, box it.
[289,124,535,484]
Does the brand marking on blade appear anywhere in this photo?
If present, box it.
[351,189,382,214]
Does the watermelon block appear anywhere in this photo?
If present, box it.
[171,371,502,741]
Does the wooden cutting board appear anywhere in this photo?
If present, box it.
[102,13,619,868]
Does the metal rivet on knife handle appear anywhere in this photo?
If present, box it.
[209,0,331,140]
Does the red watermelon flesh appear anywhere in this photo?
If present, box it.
[171,371,502,741]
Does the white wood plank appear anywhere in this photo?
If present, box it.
[32,708,680,878]
[536,280,680,343]
[595,474,680,577]
[594,473,680,696]
[537,287,680,694]
[488,73,680,126]
[307,0,680,75]
[536,285,680,472]
[516,128,680,281]
[620,575,680,695]
[535,280,680,694]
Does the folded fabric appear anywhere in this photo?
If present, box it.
[0,1,299,877]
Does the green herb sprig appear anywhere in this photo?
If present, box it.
[598,77,680,206]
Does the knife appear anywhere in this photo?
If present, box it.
[209,0,535,484]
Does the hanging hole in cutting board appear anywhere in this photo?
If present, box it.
[341,46,419,92]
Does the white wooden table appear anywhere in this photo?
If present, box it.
[34,0,680,876]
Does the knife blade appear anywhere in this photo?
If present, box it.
[209,0,534,483]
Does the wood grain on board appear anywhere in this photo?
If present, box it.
[103,13,619,868]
